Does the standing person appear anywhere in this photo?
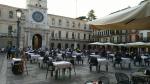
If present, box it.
[45,49,49,56]
[11,46,16,58]
[7,47,11,59]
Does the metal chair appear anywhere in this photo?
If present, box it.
[89,57,98,72]
[115,72,130,84]
[113,58,122,68]
[76,55,83,64]
[45,61,55,79]
[69,57,76,75]
[98,76,110,84]
[132,68,148,84]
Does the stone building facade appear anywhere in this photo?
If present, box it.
[0,0,91,49]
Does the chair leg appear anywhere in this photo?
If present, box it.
[46,68,49,79]
[73,66,76,75]
[90,65,92,72]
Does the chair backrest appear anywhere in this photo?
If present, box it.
[89,57,98,65]
[43,56,49,63]
[115,72,129,83]
[98,76,110,84]
[76,55,82,60]
[70,58,75,65]
[14,61,22,65]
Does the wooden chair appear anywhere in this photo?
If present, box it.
[98,76,110,84]
[115,72,130,84]
[46,61,55,79]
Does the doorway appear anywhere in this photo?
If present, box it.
[32,34,42,49]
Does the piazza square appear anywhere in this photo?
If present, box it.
[0,0,150,84]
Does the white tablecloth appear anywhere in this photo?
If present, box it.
[11,58,22,65]
[141,56,149,59]
[30,54,40,61]
[38,57,53,66]
[121,57,131,64]
[141,56,149,64]
[53,61,72,70]
[90,55,100,58]
[97,58,109,65]
[57,54,62,56]
[109,54,115,57]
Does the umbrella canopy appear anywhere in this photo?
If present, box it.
[88,0,150,30]
[89,42,104,45]
[116,43,126,46]
[125,42,147,46]
[103,42,116,46]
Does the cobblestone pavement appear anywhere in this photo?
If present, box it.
[0,53,5,71]
[3,56,150,84]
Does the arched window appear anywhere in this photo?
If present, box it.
[78,23,80,28]
[66,20,69,27]
[84,34,86,40]
[89,35,91,40]
[58,31,61,38]
[58,19,62,25]
[77,44,80,49]
[57,43,61,49]
[66,32,68,38]
[9,11,13,18]
[0,10,1,17]
[72,32,75,39]
[51,43,54,49]
[52,18,55,25]
[8,25,12,35]
[78,33,80,39]
[71,44,74,49]
[84,24,86,29]
[72,22,75,27]
[65,43,68,49]
[51,31,54,38]
[83,44,86,49]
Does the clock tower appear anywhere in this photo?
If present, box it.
[25,0,49,49]
[26,0,48,29]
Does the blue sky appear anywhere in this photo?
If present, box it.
[0,0,143,18]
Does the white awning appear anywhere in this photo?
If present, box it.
[88,0,150,30]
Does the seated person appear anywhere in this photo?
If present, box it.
[56,55,63,61]
[113,52,122,67]
[134,55,142,66]
[43,56,50,63]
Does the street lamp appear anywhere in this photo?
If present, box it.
[16,9,22,58]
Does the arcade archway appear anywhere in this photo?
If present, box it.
[32,34,42,49]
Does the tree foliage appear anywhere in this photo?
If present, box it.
[87,9,96,21]
[76,16,87,20]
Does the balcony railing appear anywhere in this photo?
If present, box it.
[50,37,90,42]
[0,33,17,37]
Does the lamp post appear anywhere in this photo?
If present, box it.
[16,9,22,58]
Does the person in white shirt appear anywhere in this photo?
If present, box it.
[45,50,49,56]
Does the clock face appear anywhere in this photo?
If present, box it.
[32,11,44,22]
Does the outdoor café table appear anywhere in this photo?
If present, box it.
[90,55,100,58]
[76,53,82,55]
[91,53,95,55]
[52,61,72,79]
[141,56,149,64]
[131,72,150,83]
[30,54,41,63]
[38,57,53,68]
[97,58,109,72]
[57,54,62,56]
[121,57,132,68]
[11,58,24,74]
[108,53,115,61]
[11,58,22,65]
